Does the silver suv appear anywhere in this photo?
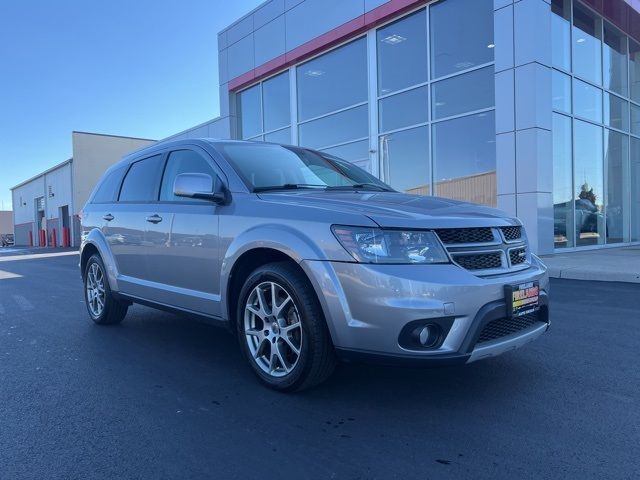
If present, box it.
[80,140,549,391]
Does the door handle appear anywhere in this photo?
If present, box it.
[145,214,163,224]
[103,213,114,221]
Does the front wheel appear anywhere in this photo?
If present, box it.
[237,262,336,392]
[84,254,128,325]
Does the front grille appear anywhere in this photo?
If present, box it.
[500,226,522,241]
[452,252,502,270]
[477,312,540,344]
[509,247,527,266]
[435,227,494,245]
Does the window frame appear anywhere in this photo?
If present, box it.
[116,153,167,204]
[157,147,224,204]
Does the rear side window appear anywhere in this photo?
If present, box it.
[92,167,125,203]
[160,149,216,202]
[119,155,164,202]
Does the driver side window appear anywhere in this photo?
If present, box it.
[160,149,216,202]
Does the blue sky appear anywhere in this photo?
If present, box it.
[0,0,260,209]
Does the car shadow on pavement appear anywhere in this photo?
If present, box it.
[81,303,539,410]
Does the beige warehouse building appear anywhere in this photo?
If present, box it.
[11,131,155,247]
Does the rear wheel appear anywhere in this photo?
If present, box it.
[84,254,128,325]
[237,262,336,392]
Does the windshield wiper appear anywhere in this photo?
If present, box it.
[253,183,328,192]
[327,183,391,192]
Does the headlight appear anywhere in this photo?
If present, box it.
[331,225,449,264]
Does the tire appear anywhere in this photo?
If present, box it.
[84,254,128,325]
[236,262,336,392]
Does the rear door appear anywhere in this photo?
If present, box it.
[142,147,222,317]
[107,154,165,297]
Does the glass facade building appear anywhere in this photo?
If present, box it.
[163,0,640,255]
[551,0,640,248]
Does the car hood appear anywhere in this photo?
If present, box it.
[256,191,519,229]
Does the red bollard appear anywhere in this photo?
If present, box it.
[51,229,57,248]
[63,227,70,247]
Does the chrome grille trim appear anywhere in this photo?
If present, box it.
[435,226,529,275]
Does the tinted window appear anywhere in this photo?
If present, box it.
[432,112,496,207]
[160,150,216,202]
[263,72,290,132]
[430,0,494,79]
[431,66,494,119]
[379,86,428,133]
[118,155,164,202]
[552,113,574,248]
[377,9,428,95]
[298,104,368,149]
[296,38,367,121]
[380,126,429,195]
[551,0,571,70]
[552,70,571,113]
[573,78,602,123]
[92,167,125,203]
[238,84,262,139]
[572,2,602,85]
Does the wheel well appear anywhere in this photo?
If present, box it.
[227,248,304,330]
[80,243,99,278]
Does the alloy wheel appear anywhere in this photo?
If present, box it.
[86,262,106,317]
[243,281,303,377]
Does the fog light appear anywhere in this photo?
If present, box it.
[413,324,441,348]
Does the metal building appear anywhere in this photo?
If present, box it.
[11,132,155,247]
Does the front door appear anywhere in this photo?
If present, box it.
[143,148,222,317]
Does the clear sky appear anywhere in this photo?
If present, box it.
[0,0,260,210]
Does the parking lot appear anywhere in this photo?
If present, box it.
[0,251,638,479]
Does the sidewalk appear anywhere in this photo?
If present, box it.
[0,246,78,261]
[542,246,640,283]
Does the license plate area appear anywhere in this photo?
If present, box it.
[505,281,540,318]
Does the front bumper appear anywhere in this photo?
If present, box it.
[300,256,550,365]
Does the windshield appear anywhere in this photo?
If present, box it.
[217,143,393,192]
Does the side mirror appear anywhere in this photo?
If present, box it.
[173,173,226,204]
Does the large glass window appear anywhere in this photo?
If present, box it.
[604,93,629,131]
[298,104,368,149]
[380,126,429,195]
[238,85,261,140]
[262,73,290,132]
[603,22,628,96]
[320,140,369,164]
[572,2,602,85]
[431,66,494,120]
[631,137,640,241]
[160,150,215,203]
[377,10,428,95]
[297,38,367,121]
[430,0,494,79]
[573,120,604,246]
[553,114,574,248]
[605,129,629,243]
[553,70,572,113]
[432,112,496,206]
[551,0,571,71]
[629,40,640,104]
[264,128,291,144]
[119,155,164,202]
[379,86,428,133]
[631,104,640,136]
[573,78,602,123]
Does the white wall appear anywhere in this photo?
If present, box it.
[71,132,155,214]
[12,176,45,226]
[0,211,12,235]
[44,162,72,221]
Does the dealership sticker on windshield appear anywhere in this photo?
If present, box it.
[505,281,540,318]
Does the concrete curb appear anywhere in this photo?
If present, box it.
[547,267,640,283]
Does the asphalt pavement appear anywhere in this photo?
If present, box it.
[0,252,638,479]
